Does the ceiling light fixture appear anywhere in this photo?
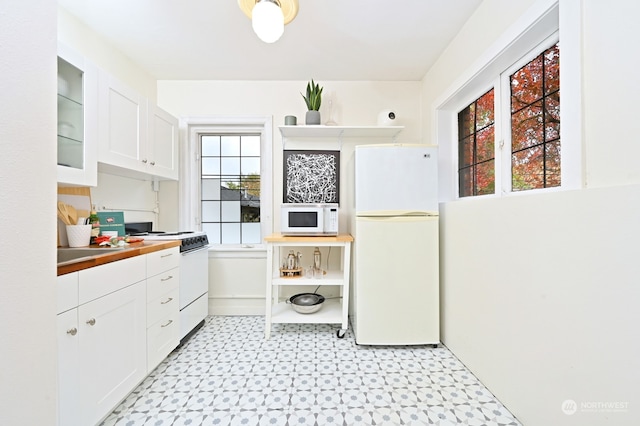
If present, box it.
[238,0,299,43]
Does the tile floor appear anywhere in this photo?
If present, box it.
[101,316,521,426]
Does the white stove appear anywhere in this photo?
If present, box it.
[125,223,209,342]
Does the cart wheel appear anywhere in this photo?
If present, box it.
[336,329,346,339]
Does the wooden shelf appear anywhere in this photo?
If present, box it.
[278,125,404,140]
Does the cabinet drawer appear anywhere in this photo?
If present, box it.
[79,255,146,305]
[57,272,79,314]
[147,267,179,302]
[147,311,179,372]
[147,247,180,277]
[147,288,179,325]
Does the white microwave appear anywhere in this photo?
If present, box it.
[280,204,339,236]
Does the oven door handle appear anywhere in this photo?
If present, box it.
[181,245,210,255]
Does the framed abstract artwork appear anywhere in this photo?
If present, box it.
[283,150,340,204]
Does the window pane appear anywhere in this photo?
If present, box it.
[511,55,543,112]
[241,157,260,175]
[476,125,494,163]
[201,136,220,156]
[476,160,495,195]
[221,223,240,244]
[201,133,262,245]
[242,223,261,244]
[202,201,220,222]
[545,92,560,141]
[510,41,560,191]
[512,145,544,191]
[241,135,261,156]
[458,88,495,197]
[221,136,240,156]
[511,101,543,152]
[202,157,220,175]
[459,135,474,168]
[202,223,220,244]
[221,201,240,222]
[459,167,473,198]
[201,178,221,200]
[458,104,475,138]
[476,90,494,130]
[544,44,560,94]
[221,157,240,176]
[545,140,561,187]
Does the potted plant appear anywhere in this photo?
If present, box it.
[301,79,323,125]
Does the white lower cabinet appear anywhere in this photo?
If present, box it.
[56,248,181,426]
[79,281,146,425]
[57,307,79,426]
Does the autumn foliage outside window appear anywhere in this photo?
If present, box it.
[458,89,495,197]
[510,42,560,191]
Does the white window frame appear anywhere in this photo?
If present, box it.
[434,0,583,202]
[180,116,273,250]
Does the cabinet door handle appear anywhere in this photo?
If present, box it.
[161,319,173,328]
[150,161,156,166]
[161,297,173,305]
[142,158,148,164]
[67,328,78,336]
[160,275,173,282]
[86,318,96,326]
[161,253,173,258]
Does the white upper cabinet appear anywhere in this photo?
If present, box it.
[98,70,148,174]
[148,104,179,180]
[97,70,178,180]
[57,42,98,186]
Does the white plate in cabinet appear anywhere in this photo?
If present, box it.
[147,247,180,277]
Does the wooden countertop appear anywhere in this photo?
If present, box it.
[264,233,353,243]
[57,240,183,276]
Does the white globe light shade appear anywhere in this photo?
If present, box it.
[251,0,284,43]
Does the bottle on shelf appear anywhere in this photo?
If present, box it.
[88,205,100,244]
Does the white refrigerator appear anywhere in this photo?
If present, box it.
[352,144,439,345]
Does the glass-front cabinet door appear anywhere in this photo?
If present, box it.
[57,43,98,186]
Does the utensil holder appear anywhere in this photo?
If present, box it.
[66,224,92,247]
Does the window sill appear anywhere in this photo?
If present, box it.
[208,244,267,259]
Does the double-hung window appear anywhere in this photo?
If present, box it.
[457,38,560,198]
[181,116,273,247]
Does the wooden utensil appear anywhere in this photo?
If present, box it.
[67,204,78,225]
[57,202,72,225]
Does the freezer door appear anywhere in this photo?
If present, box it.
[353,215,439,345]
[355,144,438,214]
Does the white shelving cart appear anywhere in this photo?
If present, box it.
[264,233,353,339]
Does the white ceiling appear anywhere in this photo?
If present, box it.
[58,0,483,81]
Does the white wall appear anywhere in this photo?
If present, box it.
[422,0,640,425]
[58,6,158,101]
[0,1,58,425]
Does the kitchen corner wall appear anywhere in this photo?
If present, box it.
[158,80,422,314]
[421,0,640,425]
